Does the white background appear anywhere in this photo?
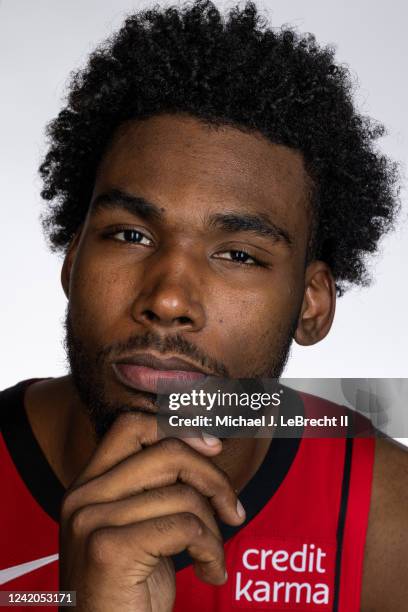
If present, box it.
[1,0,407,390]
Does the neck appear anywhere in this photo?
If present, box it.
[24,376,271,491]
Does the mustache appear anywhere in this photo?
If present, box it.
[94,330,229,377]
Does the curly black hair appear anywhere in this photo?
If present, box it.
[40,0,399,295]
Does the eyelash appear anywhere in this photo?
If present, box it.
[213,250,262,267]
[105,227,153,246]
[104,227,264,267]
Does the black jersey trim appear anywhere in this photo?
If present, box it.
[332,435,353,611]
[0,379,65,522]
[0,379,303,571]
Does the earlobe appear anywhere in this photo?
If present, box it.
[61,232,82,298]
[294,261,336,346]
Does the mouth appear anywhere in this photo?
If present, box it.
[112,352,208,394]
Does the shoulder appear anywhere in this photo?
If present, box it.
[361,437,408,611]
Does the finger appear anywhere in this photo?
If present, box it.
[87,513,227,586]
[185,434,223,455]
[65,438,245,526]
[74,413,222,488]
[74,412,158,487]
[68,483,222,541]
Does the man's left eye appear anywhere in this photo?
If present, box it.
[112,229,152,245]
[215,250,259,265]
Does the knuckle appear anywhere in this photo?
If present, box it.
[207,544,224,567]
[87,528,117,565]
[152,515,177,534]
[214,537,225,558]
[69,506,92,537]
[60,495,71,522]
[177,484,206,512]
[180,512,203,537]
[159,437,186,456]
[60,488,81,521]
[203,553,226,581]
[145,487,167,503]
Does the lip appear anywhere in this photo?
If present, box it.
[112,352,208,394]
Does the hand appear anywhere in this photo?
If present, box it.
[59,412,245,611]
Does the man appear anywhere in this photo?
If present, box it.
[1,1,407,610]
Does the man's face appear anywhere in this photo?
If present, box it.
[64,114,314,436]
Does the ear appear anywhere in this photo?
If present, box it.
[294,261,336,346]
[61,232,82,299]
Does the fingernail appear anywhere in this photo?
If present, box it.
[224,570,228,581]
[236,498,246,519]
[202,432,221,446]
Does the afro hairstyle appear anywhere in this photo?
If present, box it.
[40,0,400,295]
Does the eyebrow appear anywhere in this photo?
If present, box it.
[91,188,292,245]
[209,212,292,246]
[91,188,163,221]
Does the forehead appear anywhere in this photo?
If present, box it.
[94,114,311,236]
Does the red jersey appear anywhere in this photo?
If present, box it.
[0,379,375,611]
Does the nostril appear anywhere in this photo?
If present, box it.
[139,310,194,326]
[177,316,193,326]
[143,309,159,322]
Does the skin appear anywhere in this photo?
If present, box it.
[23,114,408,611]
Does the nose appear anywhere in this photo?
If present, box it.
[131,253,206,332]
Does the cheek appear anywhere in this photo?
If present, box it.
[68,251,136,341]
[208,279,302,370]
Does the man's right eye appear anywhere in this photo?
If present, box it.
[109,228,153,246]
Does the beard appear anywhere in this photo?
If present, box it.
[64,306,296,439]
